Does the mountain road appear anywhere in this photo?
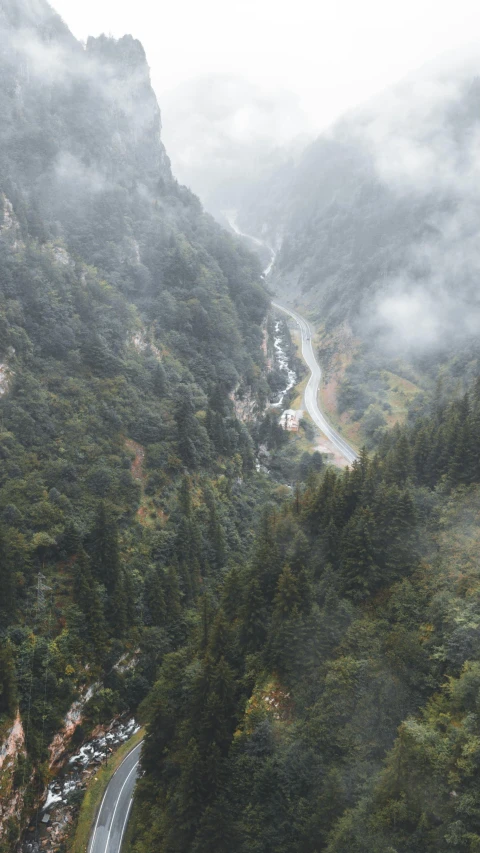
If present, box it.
[88,741,142,853]
[271,301,358,465]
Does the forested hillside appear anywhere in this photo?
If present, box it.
[237,67,480,443]
[130,381,480,853]
[0,0,271,847]
[3,2,480,853]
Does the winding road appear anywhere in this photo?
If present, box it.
[88,741,142,853]
[226,211,358,465]
[271,301,358,465]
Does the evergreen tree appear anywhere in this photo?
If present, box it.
[340,507,380,600]
[240,574,268,652]
[0,640,17,716]
[0,528,15,625]
[152,361,167,396]
[73,550,108,654]
[91,502,120,590]
[144,567,167,626]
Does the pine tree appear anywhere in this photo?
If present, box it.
[152,361,167,396]
[385,431,413,486]
[62,521,82,557]
[0,640,17,716]
[272,564,300,616]
[267,565,307,677]
[73,549,92,614]
[207,609,232,664]
[73,550,108,654]
[251,510,281,603]
[204,485,226,571]
[339,506,380,600]
[144,567,167,626]
[240,574,268,652]
[91,502,120,589]
[0,528,15,624]
[303,467,338,533]
[221,566,241,622]
[111,570,128,638]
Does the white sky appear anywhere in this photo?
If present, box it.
[52,0,479,133]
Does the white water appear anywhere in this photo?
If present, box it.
[270,321,296,408]
[42,718,140,817]
[225,212,296,408]
[224,210,358,464]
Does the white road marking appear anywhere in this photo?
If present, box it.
[103,762,138,853]
[88,742,142,853]
[117,796,134,853]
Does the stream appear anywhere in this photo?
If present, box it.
[21,716,140,853]
[224,211,296,409]
[270,321,297,408]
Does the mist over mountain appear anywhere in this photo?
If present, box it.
[0,2,272,845]
[5,4,480,853]
[161,73,312,219]
[240,55,480,362]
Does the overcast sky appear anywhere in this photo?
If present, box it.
[52,0,479,133]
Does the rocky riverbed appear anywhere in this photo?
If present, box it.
[20,716,139,853]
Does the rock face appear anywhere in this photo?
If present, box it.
[0,711,24,772]
[0,0,173,271]
[0,712,26,848]
[48,683,100,768]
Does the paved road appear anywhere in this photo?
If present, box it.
[224,213,357,463]
[88,741,142,853]
[272,301,358,465]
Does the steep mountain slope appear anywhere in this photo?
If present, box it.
[130,382,480,853]
[238,62,480,441]
[0,1,271,848]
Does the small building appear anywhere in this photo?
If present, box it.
[279,409,303,432]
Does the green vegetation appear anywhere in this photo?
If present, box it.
[3,5,480,853]
[128,379,480,853]
[0,2,271,847]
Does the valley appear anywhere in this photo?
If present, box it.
[2,3,480,853]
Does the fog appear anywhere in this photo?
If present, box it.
[50,0,480,217]
[6,0,480,360]
[342,54,480,354]
[161,73,311,216]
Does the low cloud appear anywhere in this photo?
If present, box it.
[342,52,480,354]
[161,73,313,214]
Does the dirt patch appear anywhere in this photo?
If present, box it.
[125,439,145,482]
[240,678,294,736]
[0,711,24,772]
[314,437,351,469]
[49,684,100,768]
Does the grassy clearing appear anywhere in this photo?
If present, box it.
[68,727,144,853]
[290,375,308,411]
[381,370,421,426]
[320,365,422,450]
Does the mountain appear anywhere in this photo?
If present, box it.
[0,1,272,846]
[160,73,312,222]
[237,60,480,444]
[130,375,480,853]
[4,4,480,853]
